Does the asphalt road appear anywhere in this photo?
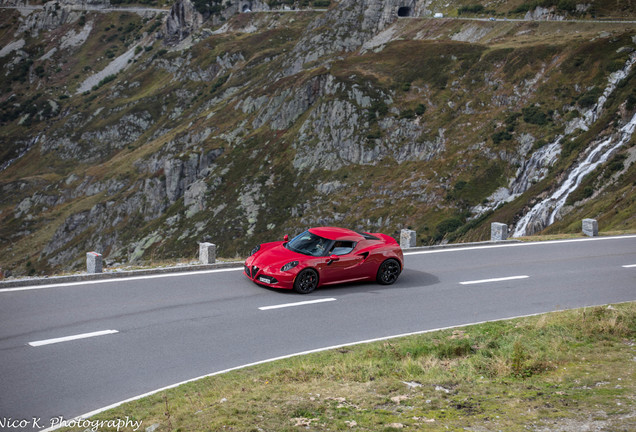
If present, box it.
[0,236,634,431]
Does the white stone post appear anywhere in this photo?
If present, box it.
[199,242,216,264]
[491,222,508,241]
[86,251,103,273]
[582,219,598,237]
[400,229,416,249]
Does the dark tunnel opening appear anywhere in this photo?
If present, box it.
[397,6,412,17]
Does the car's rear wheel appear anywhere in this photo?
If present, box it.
[377,258,401,285]
[293,269,318,294]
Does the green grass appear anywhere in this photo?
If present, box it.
[58,303,636,431]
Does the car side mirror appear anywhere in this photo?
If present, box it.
[283,234,289,242]
[329,254,340,262]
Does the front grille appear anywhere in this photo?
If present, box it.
[244,265,251,277]
[252,266,259,277]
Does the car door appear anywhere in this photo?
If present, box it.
[319,241,368,284]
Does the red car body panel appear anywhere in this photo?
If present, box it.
[243,227,403,291]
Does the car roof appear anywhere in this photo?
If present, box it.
[308,227,365,241]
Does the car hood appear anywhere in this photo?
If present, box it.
[249,242,307,268]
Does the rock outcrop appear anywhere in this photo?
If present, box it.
[18,0,110,36]
[523,6,565,21]
[164,0,206,44]
[163,0,271,44]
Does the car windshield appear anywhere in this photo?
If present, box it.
[286,230,331,257]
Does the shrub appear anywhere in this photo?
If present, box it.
[193,0,223,15]
[210,74,229,94]
[557,0,576,12]
[400,109,415,119]
[577,87,602,109]
[458,4,485,15]
[532,138,547,151]
[512,3,532,13]
[435,217,463,241]
[492,130,512,144]
[97,74,117,88]
[605,60,624,73]
[522,105,549,125]
[366,129,381,140]
[604,154,626,177]
[368,100,388,121]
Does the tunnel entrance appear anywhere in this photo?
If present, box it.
[397,6,412,17]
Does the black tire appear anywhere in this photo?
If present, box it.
[376,258,401,285]
[293,268,318,294]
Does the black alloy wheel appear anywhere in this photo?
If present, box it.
[293,269,318,294]
[377,258,401,285]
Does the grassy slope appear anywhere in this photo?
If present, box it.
[57,303,636,431]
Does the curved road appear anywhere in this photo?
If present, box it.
[0,235,635,430]
[3,5,635,24]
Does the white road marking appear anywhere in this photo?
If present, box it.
[403,234,636,256]
[28,330,118,347]
[0,267,243,293]
[623,264,636,268]
[460,275,529,285]
[259,298,337,310]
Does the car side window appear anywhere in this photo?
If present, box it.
[330,241,356,255]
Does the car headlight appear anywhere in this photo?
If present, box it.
[281,261,299,272]
[250,245,260,256]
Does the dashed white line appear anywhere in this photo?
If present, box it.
[460,275,530,285]
[623,264,636,268]
[259,298,337,310]
[28,330,119,347]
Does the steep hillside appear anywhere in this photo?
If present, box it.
[1,0,636,276]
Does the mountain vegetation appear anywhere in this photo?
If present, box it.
[1,0,635,276]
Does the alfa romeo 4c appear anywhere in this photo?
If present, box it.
[244,227,403,293]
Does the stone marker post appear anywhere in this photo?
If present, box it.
[199,242,216,264]
[582,218,598,237]
[400,229,416,249]
[491,222,508,241]
[86,251,103,273]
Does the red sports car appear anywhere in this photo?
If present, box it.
[244,227,403,293]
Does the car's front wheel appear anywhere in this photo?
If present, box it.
[293,268,318,294]
[377,258,401,285]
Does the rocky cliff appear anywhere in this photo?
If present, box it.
[1,0,636,275]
